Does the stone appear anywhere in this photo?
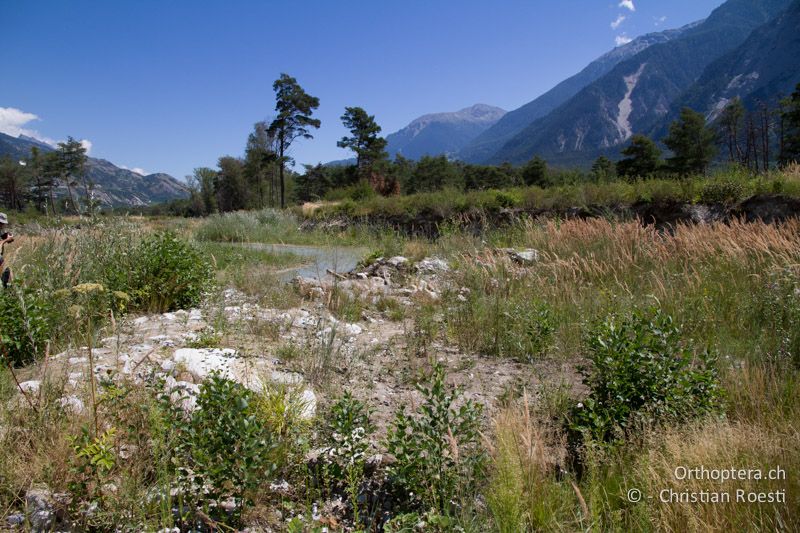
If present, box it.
[59,396,85,414]
[387,256,409,267]
[18,380,40,394]
[6,513,24,526]
[25,487,54,531]
[500,247,539,265]
[299,388,317,419]
[416,257,449,273]
[172,347,237,381]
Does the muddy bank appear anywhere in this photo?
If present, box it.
[300,194,800,237]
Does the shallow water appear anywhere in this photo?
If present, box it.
[238,242,367,281]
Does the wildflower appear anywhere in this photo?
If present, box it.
[73,283,106,294]
[53,288,72,299]
[113,291,131,303]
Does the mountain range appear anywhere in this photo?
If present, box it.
[481,0,798,166]
[457,20,703,164]
[0,132,188,206]
[384,104,506,160]
[363,0,799,169]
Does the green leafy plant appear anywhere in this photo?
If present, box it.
[319,392,373,526]
[0,287,53,366]
[698,178,746,205]
[68,426,117,522]
[569,308,723,444]
[385,364,486,515]
[384,510,456,532]
[171,374,278,525]
[131,232,212,313]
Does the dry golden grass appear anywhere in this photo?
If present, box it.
[485,392,578,532]
[636,417,799,532]
[526,217,800,270]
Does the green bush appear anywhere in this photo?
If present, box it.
[324,180,377,202]
[0,287,53,366]
[569,308,723,444]
[385,364,485,515]
[698,178,746,205]
[170,374,278,524]
[318,392,374,526]
[131,232,212,313]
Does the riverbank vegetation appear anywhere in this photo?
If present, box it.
[1,206,798,530]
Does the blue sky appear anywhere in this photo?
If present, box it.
[1,0,720,180]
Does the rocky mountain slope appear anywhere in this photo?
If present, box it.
[666,0,800,127]
[457,21,702,164]
[0,132,188,206]
[383,104,506,160]
[485,0,794,166]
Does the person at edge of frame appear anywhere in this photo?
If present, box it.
[0,212,15,288]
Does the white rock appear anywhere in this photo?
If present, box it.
[172,348,236,379]
[342,323,362,337]
[19,380,40,393]
[68,356,88,365]
[270,370,304,385]
[133,316,149,326]
[300,389,317,419]
[417,257,449,272]
[59,396,85,414]
[387,256,409,267]
[171,348,264,391]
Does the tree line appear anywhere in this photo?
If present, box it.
[0,138,92,215]
[181,77,800,215]
[3,78,800,215]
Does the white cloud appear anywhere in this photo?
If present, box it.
[120,165,148,176]
[654,15,667,26]
[611,14,626,29]
[619,0,635,12]
[0,106,93,154]
[0,107,41,138]
[615,34,633,46]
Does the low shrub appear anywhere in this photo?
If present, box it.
[131,232,212,313]
[318,392,374,526]
[385,364,485,515]
[698,178,747,205]
[320,392,373,484]
[168,374,278,525]
[0,287,53,366]
[569,308,723,445]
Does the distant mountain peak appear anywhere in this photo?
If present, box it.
[407,104,506,130]
[17,134,53,150]
[385,104,506,160]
